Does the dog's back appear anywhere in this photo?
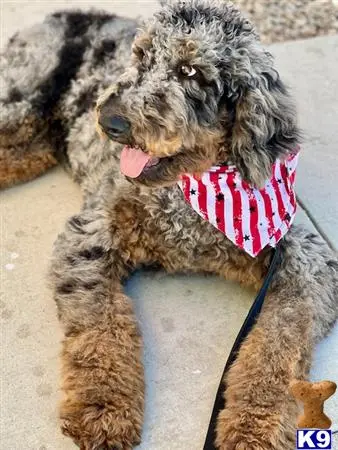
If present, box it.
[0,10,136,189]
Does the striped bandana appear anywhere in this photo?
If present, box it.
[178,151,299,257]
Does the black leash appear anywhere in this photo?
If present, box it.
[203,244,282,450]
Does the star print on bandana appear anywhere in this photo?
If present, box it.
[178,149,300,257]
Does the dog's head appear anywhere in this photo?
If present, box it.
[97,0,299,187]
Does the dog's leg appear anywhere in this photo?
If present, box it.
[50,203,144,449]
[215,227,338,450]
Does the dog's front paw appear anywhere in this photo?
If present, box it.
[215,407,295,450]
[60,327,144,449]
[61,401,142,450]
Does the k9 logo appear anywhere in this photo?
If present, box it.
[297,430,332,449]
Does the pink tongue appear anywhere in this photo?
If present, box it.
[120,146,151,178]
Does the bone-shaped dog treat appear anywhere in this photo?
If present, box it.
[290,380,337,429]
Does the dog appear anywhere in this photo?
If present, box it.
[1,1,337,449]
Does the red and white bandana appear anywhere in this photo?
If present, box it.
[178,151,299,257]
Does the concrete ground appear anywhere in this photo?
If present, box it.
[1,2,338,450]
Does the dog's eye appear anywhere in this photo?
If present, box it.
[180,65,197,77]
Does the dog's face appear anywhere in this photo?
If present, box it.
[97,0,299,187]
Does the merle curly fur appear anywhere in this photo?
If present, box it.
[1,1,337,449]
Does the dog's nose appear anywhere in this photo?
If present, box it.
[99,115,131,139]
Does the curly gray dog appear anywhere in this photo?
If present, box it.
[1,1,337,449]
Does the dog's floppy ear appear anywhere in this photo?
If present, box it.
[230,60,299,187]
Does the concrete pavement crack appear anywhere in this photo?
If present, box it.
[297,196,336,252]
